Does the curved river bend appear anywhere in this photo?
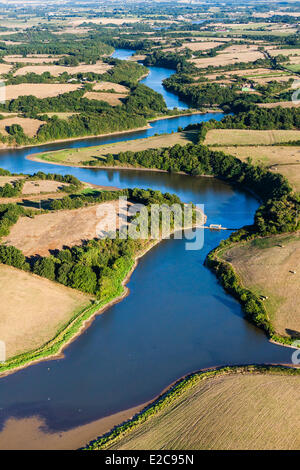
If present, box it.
[0,50,295,440]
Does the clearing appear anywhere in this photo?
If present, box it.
[3,199,131,257]
[106,371,300,450]
[205,129,300,146]
[0,264,91,359]
[222,233,300,338]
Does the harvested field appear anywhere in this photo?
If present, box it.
[84,91,127,106]
[107,372,300,450]
[42,112,79,119]
[13,61,112,77]
[0,63,12,75]
[3,55,62,64]
[70,17,139,26]
[289,55,300,65]
[3,199,132,257]
[182,41,223,51]
[286,65,300,73]
[93,82,129,93]
[218,44,260,54]
[258,101,300,109]
[128,54,146,62]
[0,117,45,137]
[204,68,272,80]
[0,175,24,187]
[4,83,81,100]
[266,48,300,58]
[32,131,197,166]
[223,233,300,338]
[190,50,264,69]
[21,180,69,195]
[0,264,91,359]
[163,41,223,52]
[205,129,300,146]
[210,145,300,191]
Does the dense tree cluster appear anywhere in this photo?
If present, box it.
[0,82,167,144]
[0,185,185,297]
[144,50,197,74]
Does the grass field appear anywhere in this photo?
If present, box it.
[31,131,197,166]
[222,233,300,339]
[106,372,300,450]
[205,129,300,146]
[0,264,91,359]
[3,199,131,256]
[210,145,300,191]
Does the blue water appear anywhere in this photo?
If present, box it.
[0,112,224,176]
[113,48,188,109]
[0,49,295,443]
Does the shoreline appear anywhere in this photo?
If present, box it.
[0,223,204,379]
[84,364,300,450]
[0,239,156,378]
[0,110,218,152]
[1,363,298,450]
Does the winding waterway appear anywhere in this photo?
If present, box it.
[0,49,295,446]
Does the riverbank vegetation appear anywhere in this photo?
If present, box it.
[85,365,300,450]
[0,264,92,359]
[0,174,195,375]
[30,101,300,344]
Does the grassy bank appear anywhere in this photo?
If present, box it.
[0,254,135,376]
